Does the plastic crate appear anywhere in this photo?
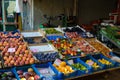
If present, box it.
[0,68,19,80]
[47,35,63,41]
[79,55,104,72]
[14,65,42,80]
[91,54,116,69]
[66,58,92,76]
[109,52,120,67]
[49,62,77,79]
[32,63,57,80]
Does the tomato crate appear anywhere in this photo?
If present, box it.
[32,63,57,80]
[14,65,42,80]
[66,58,92,76]
[79,55,104,72]
[91,54,116,69]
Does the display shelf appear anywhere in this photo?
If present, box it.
[100,31,120,49]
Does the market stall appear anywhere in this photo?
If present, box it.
[0,26,120,80]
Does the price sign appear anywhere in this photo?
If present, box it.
[32,49,38,53]
[68,60,74,65]
[54,58,62,66]
[87,61,94,66]
[7,48,15,52]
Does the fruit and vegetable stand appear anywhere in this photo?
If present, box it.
[100,26,120,49]
[0,26,120,80]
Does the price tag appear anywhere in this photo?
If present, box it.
[39,69,49,74]
[7,48,15,52]
[68,60,74,65]
[32,49,38,53]
[54,58,62,66]
[87,61,94,66]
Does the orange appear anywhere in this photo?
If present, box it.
[53,64,58,68]
[60,61,66,67]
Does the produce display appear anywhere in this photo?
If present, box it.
[86,60,100,69]
[73,38,97,54]
[34,52,58,63]
[0,71,17,80]
[98,59,112,65]
[17,68,40,80]
[100,26,120,46]
[45,28,62,34]
[65,32,80,38]
[50,38,77,56]
[63,27,93,38]
[85,38,111,57]
[53,61,74,74]
[0,27,119,80]
[71,63,87,71]
[0,31,21,38]
[0,37,36,67]
[63,27,84,33]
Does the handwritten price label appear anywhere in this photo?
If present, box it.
[54,58,62,66]
[87,61,94,66]
[7,48,15,52]
[31,49,39,53]
[68,60,74,65]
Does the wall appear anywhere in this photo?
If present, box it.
[78,0,117,24]
[34,0,73,30]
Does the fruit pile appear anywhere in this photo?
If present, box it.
[0,37,36,67]
[85,38,111,57]
[63,27,84,33]
[34,52,58,63]
[86,60,100,69]
[71,63,87,71]
[45,28,61,34]
[53,61,74,74]
[0,71,17,80]
[17,68,40,80]
[65,32,80,38]
[51,38,77,56]
[98,59,112,65]
[0,31,21,38]
[73,40,97,54]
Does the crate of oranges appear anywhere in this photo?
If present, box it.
[52,59,77,79]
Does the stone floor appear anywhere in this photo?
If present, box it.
[70,69,120,80]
